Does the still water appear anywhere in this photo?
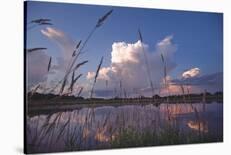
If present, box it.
[26,102,223,153]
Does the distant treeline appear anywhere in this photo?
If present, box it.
[28,91,223,102]
[27,92,223,116]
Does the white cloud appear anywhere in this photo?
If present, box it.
[86,72,95,80]
[87,35,177,97]
[41,27,76,71]
[111,41,144,64]
[182,67,200,79]
[41,27,64,38]
[157,35,173,47]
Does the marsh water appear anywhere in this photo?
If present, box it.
[26,102,223,153]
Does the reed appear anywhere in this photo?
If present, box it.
[180,84,186,103]
[28,10,112,98]
[105,80,108,89]
[96,10,113,28]
[59,78,67,95]
[58,10,113,97]
[30,18,51,24]
[72,40,82,57]
[27,47,47,53]
[77,87,83,97]
[138,29,155,96]
[119,80,122,98]
[68,73,83,93]
[47,56,52,72]
[59,60,87,95]
[56,114,71,142]
[73,60,88,72]
[27,18,52,30]
[30,84,40,95]
[160,53,171,122]
[90,56,103,98]
[160,53,167,86]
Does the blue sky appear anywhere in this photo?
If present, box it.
[26,1,223,97]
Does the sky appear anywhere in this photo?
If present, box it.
[25,1,223,98]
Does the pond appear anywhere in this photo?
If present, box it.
[26,102,223,153]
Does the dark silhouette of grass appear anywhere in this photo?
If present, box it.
[72,40,82,57]
[30,18,51,24]
[77,87,83,97]
[27,18,53,30]
[96,9,113,28]
[27,47,47,53]
[138,29,155,96]
[58,10,113,97]
[47,56,52,72]
[160,53,167,86]
[68,73,82,93]
[90,56,104,98]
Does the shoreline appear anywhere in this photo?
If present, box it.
[27,96,223,117]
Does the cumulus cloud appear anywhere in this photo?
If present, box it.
[86,72,95,80]
[182,67,200,79]
[87,67,112,81]
[111,41,144,64]
[87,35,177,97]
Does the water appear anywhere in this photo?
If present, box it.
[26,102,223,153]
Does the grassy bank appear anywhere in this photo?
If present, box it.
[111,126,223,148]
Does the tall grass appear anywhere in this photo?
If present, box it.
[138,29,155,96]
[47,56,52,72]
[72,40,82,57]
[90,56,104,98]
[160,53,167,86]
[27,18,52,30]
[68,73,82,93]
[77,87,83,97]
[28,10,113,97]
[58,10,113,96]
[119,80,122,98]
[160,53,171,121]
[27,47,47,53]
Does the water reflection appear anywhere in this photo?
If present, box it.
[187,120,208,133]
[27,102,223,153]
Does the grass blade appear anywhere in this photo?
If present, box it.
[96,9,113,28]
[73,60,88,71]
[77,87,83,97]
[48,56,52,72]
[138,28,154,96]
[27,47,47,53]
[90,56,104,98]
[72,40,82,57]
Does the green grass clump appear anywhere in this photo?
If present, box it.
[111,126,222,148]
